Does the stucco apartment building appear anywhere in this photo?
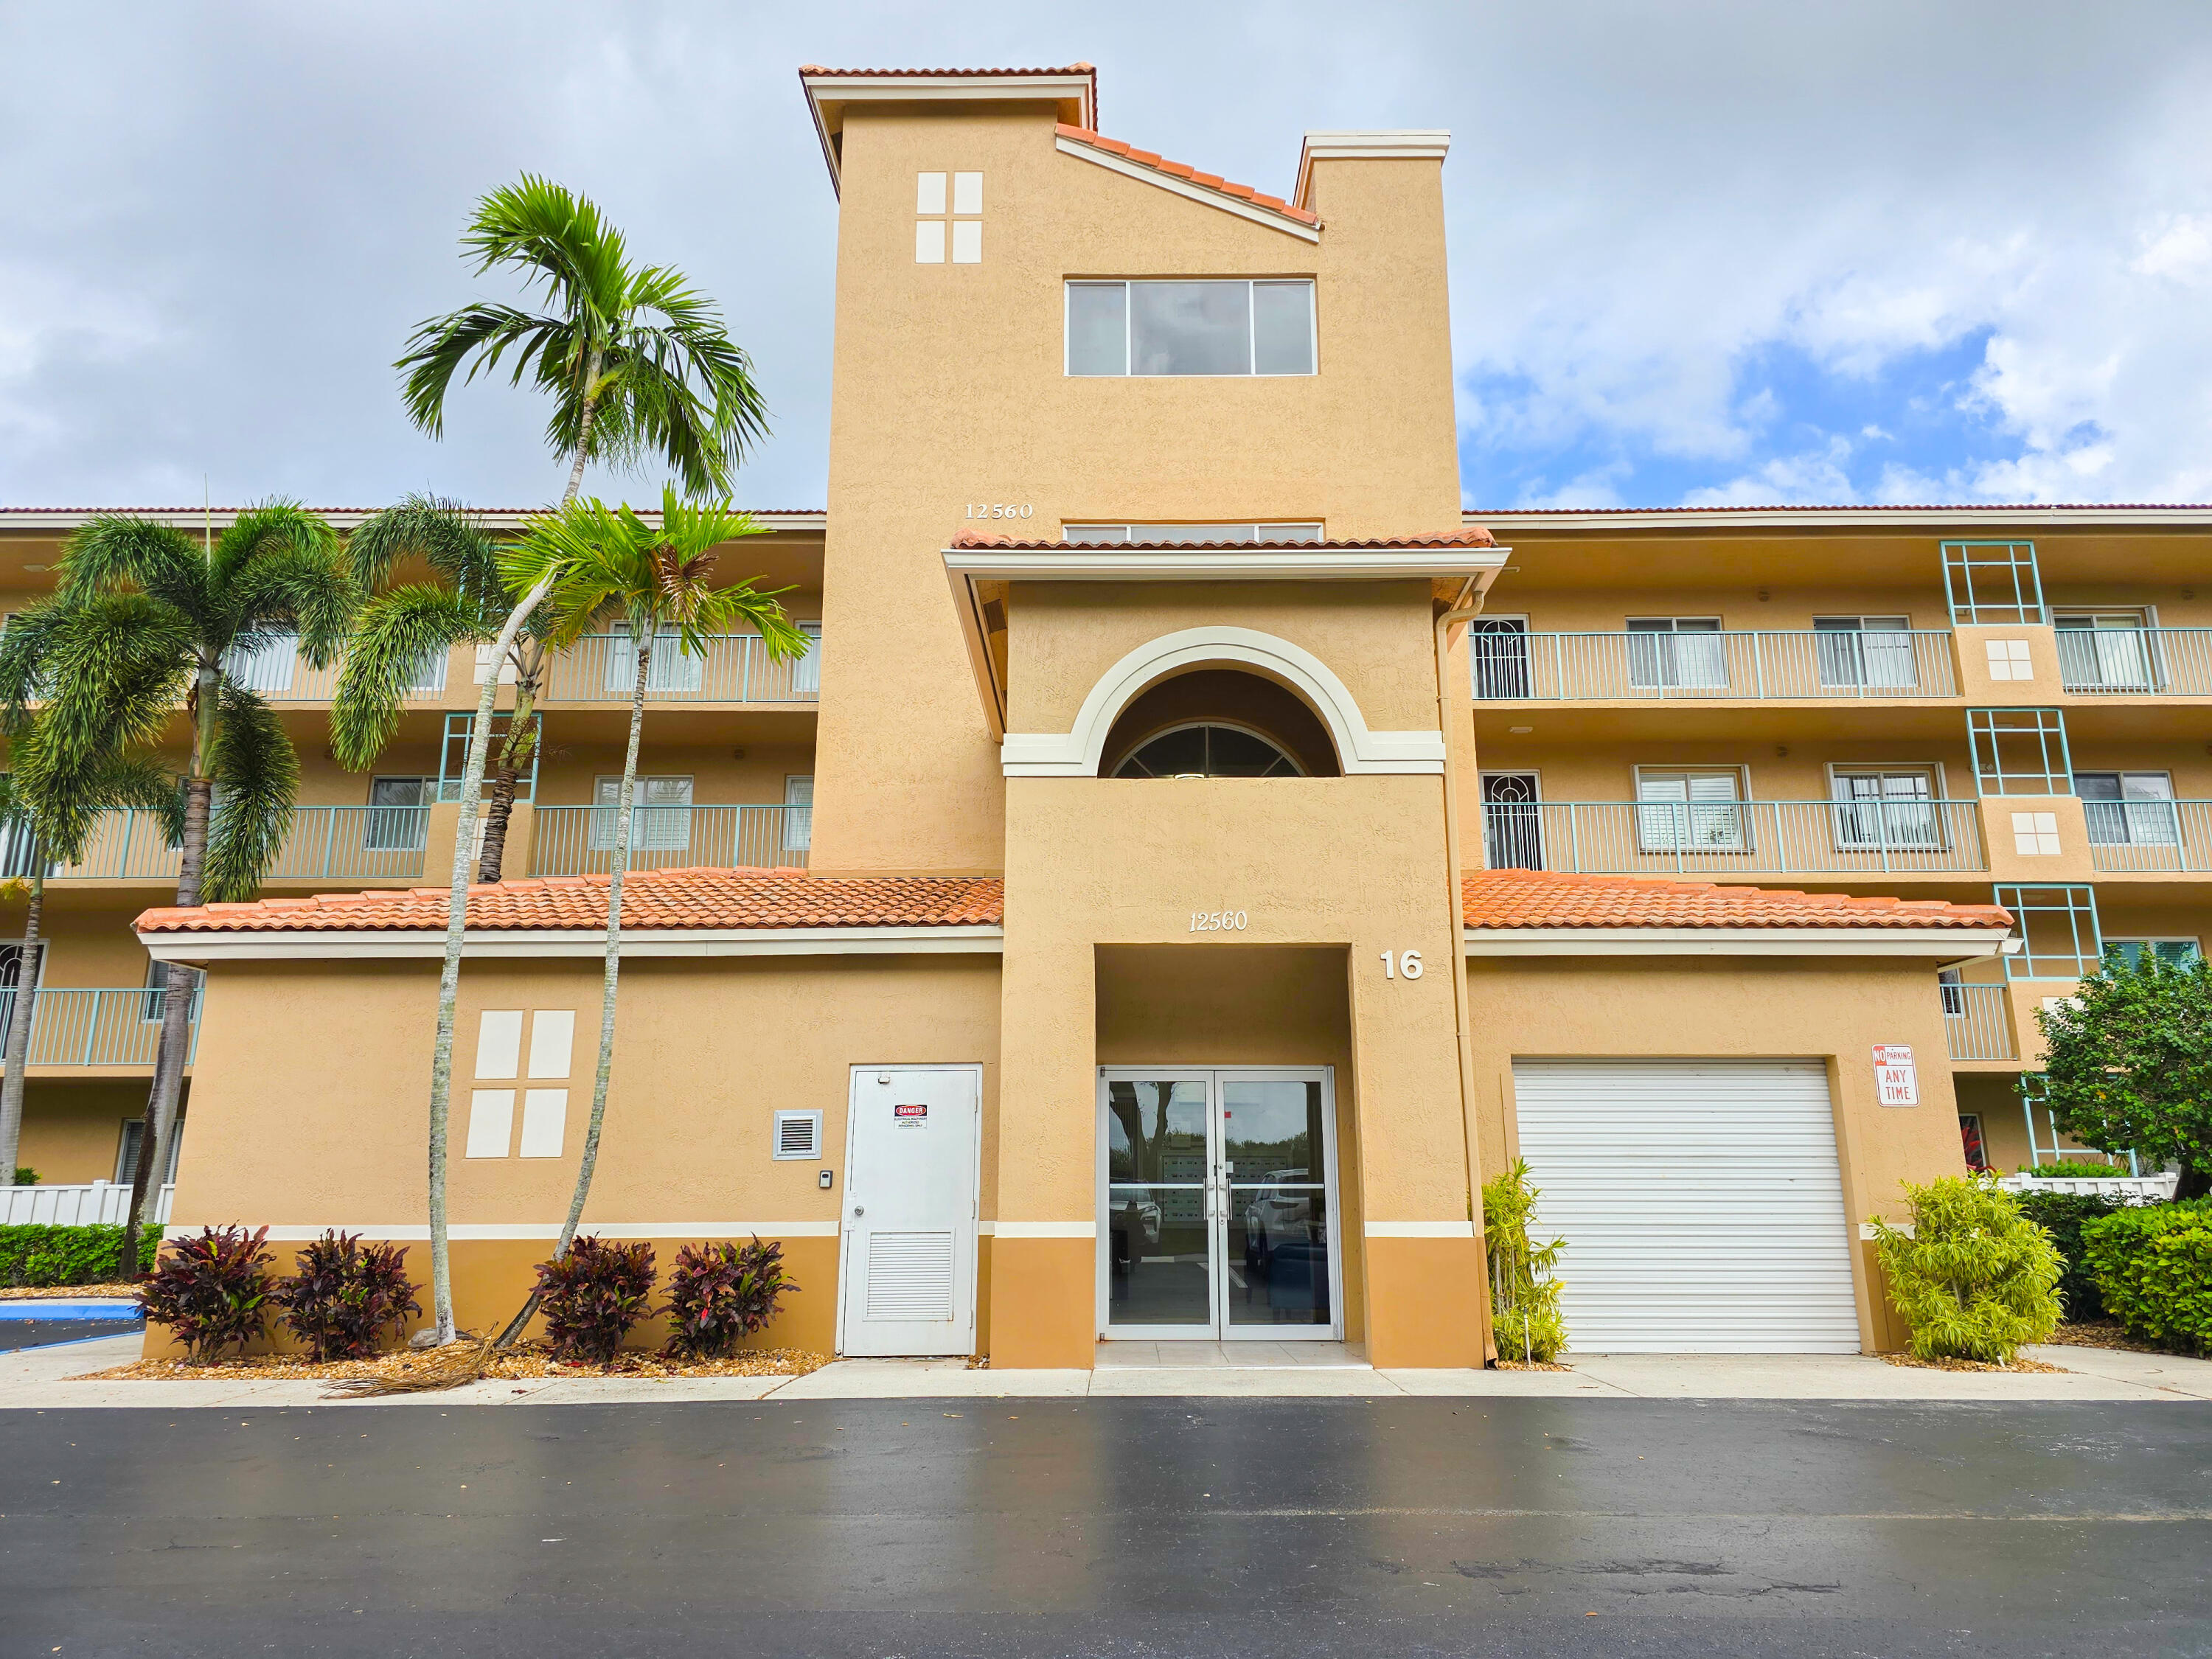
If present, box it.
[4,65,2205,1365]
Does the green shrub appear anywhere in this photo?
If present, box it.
[2081,1199,2212,1356]
[2016,1162,2135,1180]
[2008,1189,2126,1321]
[10,1167,35,1186]
[0,1223,159,1287]
[1869,1175,2063,1363]
[1481,1159,1565,1363]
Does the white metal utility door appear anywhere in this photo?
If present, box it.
[1511,1058,1860,1353]
[838,1065,981,1357]
[1096,1067,1342,1341]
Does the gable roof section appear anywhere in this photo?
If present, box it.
[800,65,1098,193]
[1054,125,1320,240]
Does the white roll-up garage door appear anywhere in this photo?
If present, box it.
[1510,1059,1861,1353]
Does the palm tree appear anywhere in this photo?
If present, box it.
[493,490,804,1340]
[0,504,355,1270]
[0,753,184,1192]
[333,497,553,883]
[397,174,770,507]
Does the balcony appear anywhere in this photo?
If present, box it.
[530,804,810,875]
[1471,629,1958,701]
[49,805,432,883]
[0,985,201,1069]
[1479,799,1989,877]
[2085,799,2212,872]
[2057,627,2212,695]
[1941,981,2017,1062]
[221,630,822,705]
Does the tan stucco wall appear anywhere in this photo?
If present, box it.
[810,101,1462,875]
[13,1080,145,1183]
[1464,953,1975,1352]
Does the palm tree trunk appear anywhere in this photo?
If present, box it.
[494,633,645,1348]
[560,354,605,506]
[122,667,220,1276]
[0,872,45,1185]
[425,573,561,1343]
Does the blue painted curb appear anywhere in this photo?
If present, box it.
[0,1300,142,1321]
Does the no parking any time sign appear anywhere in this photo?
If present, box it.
[1874,1045,1919,1107]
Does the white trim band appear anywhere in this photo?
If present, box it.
[1295,129,1451,206]
[142,924,1006,964]
[945,546,1505,583]
[988,1220,1097,1239]
[1363,1220,1478,1239]
[166,1221,844,1242]
[1464,926,2014,959]
[1004,625,1447,777]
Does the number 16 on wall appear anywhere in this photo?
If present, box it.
[1379,949,1424,980]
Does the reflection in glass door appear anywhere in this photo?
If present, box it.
[1098,1068,1340,1340]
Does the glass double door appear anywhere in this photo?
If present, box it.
[1098,1068,1340,1340]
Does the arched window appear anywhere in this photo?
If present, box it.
[1112,722,1304,778]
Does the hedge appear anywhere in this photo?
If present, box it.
[2009,1189,2128,1322]
[0,1225,159,1288]
[2081,1200,2212,1356]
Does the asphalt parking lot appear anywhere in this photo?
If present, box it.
[3,1394,2208,1657]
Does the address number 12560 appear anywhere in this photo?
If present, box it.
[1190,910,1248,932]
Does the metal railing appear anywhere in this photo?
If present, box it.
[1470,629,1957,700]
[542,633,821,703]
[1479,799,1989,875]
[0,986,201,1068]
[223,634,449,702]
[49,806,431,883]
[530,804,811,874]
[0,1180,174,1225]
[2085,800,2212,872]
[2057,627,2212,695]
[1942,982,2017,1062]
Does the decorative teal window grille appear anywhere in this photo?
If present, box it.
[2015,1073,2141,1175]
[1994,883,2100,980]
[1968,708,2072,795]
[438,712,540,804]
[1941,541,2045,625]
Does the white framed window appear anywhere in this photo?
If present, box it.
[2076,771,2178,846]
[591,775,694,852]
[1066,279,1316,377]
[366,776,433,852]
[1625,616,1727,689]
[605,623,706,694]
[1062,523,1323,545]
[2055,610,2158,690]
[1812,616,1917,689]
[114,1116,185,1185]
[782,775,813,852]
[221,631,299,693]
[1829,766,1944,849]
[1635,767,1747,852]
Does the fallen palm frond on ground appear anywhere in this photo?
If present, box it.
[1877,1352,2067,1374]
[70,1341,828,1387]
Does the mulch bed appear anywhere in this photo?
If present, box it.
[0,1285,142,1301]
[1879,1352,2067,1374]
[1492,1360,1572,1372]
[73,1344,828,1384]
[2039,1321,2195,1357]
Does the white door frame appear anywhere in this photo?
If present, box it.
[1094,1065,1343,1342]
[834,1062,984,1357]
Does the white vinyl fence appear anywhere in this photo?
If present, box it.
[0,1180,174,1225]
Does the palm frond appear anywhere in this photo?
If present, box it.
[462,175,631,318]
[57,517,212,627]
[397,304,575,438]
[331,587,486,770]
[200,685,299,903]
[24,595,193,799]
[0,600,70,723]
[209,501,340,596]
[223,538,361,668]
[345,496,504,608]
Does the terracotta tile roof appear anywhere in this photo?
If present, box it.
[137,868,1005,935]
[952,528,1498,550]
[1056,125,1319,226]
[800,63,1093,75]
[1463,869,2012,931]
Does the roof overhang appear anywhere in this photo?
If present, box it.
[799,66,1098,194]
[944,541,1509,741]
[1463,925,2016,959]
[1294,130,1451,209]
[0,508,827,535]
[141,924,1005,964]
[1465,505,2212,532]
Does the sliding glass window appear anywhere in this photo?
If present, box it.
[1067,279,1316,377]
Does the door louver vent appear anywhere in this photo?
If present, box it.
[773,1109,823,1161]
[865,1231,956,1322]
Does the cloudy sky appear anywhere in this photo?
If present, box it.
[4,2,2210,511]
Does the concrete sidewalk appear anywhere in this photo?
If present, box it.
[3,1332,2208,1408]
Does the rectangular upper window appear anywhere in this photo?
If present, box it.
[1066,279,1316,377]
[1063,524,1323,545]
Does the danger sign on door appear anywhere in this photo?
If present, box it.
[894,1102,928,1127]
[1873,1045,1919,1107]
